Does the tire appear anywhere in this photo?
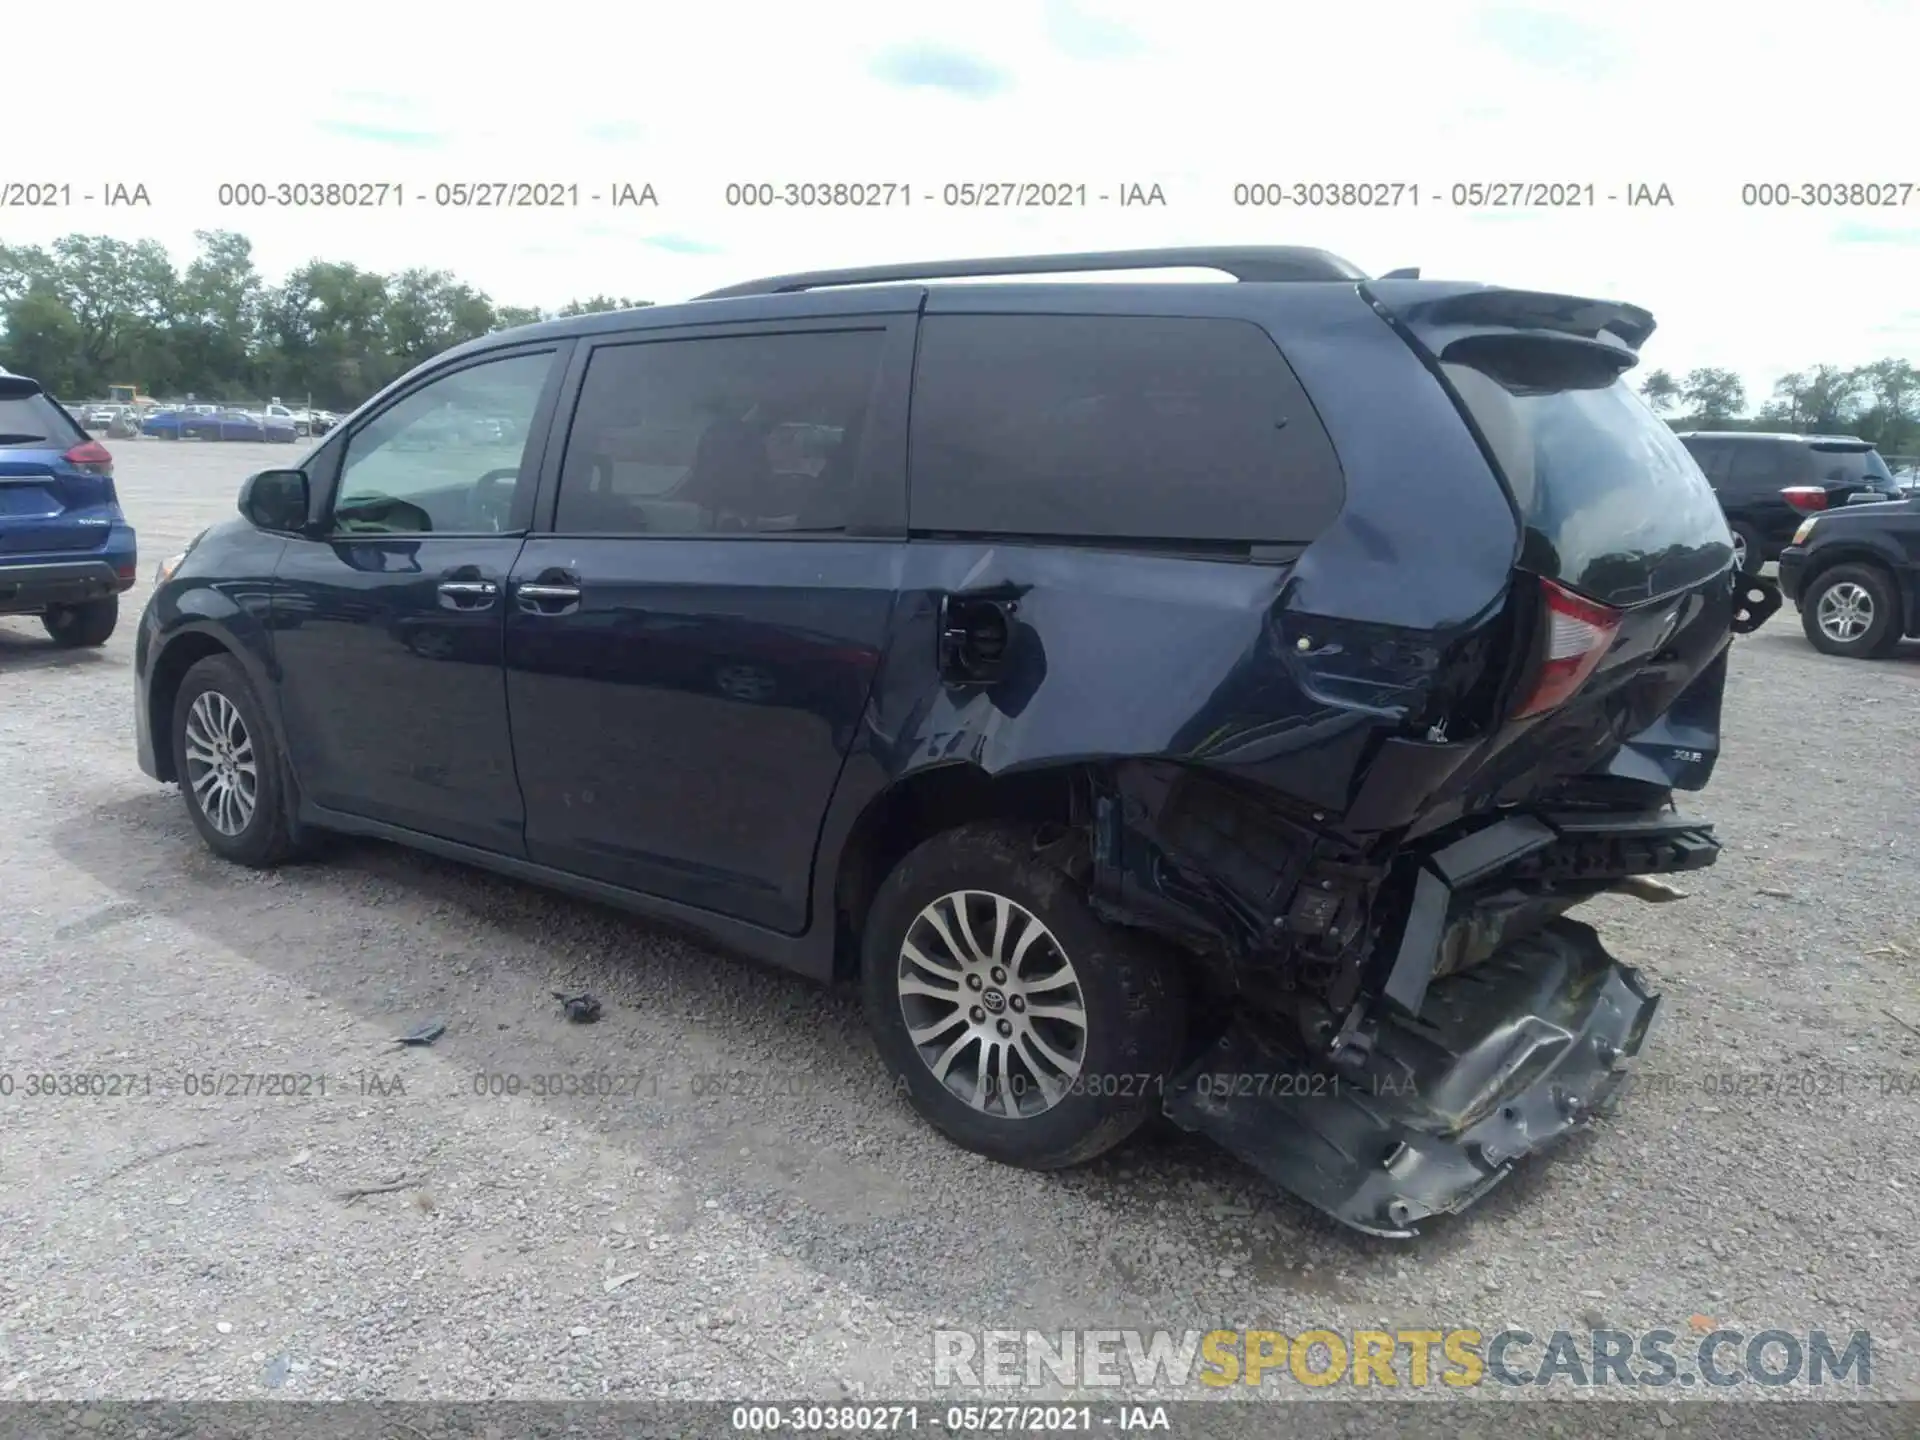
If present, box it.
[170,654,299,867]
[861,823,1188,1171]
[1728,522,1763,576]
[1800,563,1902,659]
[41,596,118,647]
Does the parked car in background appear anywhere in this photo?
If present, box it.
[1678,431,1904,574]
[189,409,297,443]
[0,372,137,646]
[287,407,342,438]
[134,245,1754,1237]
[1777,492,1920,658]
[143,408,297,443]
[83,403,125,430]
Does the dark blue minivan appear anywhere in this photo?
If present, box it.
[131,246,1758,1236]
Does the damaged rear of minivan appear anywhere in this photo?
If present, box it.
[857,264,1749,1235]
[1158,282,1746,1235]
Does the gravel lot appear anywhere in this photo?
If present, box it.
[2,438,1918,1407]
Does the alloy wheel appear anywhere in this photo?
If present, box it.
[1816,581,1873,643]
[183,691,259,836]
[896,889,1088,1118]
[1731,530,1748,572]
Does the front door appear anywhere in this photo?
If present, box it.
[505,320,911,932]
[272,345,568,853]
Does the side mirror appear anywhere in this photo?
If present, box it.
[238,468,311,532]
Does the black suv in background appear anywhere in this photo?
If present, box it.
[1778,491,1920,658]
[134,247,1750,1237]
[1678,431,1903,574]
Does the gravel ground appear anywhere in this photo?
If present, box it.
[1,439,1917,1409]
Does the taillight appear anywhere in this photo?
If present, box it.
[1782,486,1828,514]
[1512,577,1623,720]
[64,439,114,478]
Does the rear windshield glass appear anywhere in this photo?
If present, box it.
[1809,443,1897,488]
[0,390,85,449]
[1441,338,1730,607]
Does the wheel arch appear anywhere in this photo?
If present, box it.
[146,627,263,783]
[828,761,1096,981]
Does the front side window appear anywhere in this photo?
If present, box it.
[555,329,886,536]
[333,351,554,534]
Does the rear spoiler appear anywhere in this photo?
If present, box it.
[1360,280,1656,367]
[0,375,46,399]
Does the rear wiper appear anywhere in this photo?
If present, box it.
[0,433,48,443]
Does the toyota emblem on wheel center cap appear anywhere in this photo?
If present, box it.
[981,989,1007,1014]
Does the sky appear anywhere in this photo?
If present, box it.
[10,0,1920,409]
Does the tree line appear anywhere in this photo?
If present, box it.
[1637,363,1918,457]
[0,230,650,410]
[2,230,1916,456]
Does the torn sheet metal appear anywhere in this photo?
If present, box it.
[1163,919,1658,1237]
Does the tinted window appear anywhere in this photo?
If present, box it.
[907,314,1344,544]
[0,389,86,449]
[334,352,554,534]
[1809,443,1897,490]
[1679,437,1730,484]
[1724,441,1803,491]
[1441,340,1730,607]
[555,329,886,536]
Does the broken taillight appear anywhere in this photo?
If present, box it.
[1512,577,1623,719]
[1782,486,1829,514]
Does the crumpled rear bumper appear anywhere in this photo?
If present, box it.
[1163,919,1658,1237]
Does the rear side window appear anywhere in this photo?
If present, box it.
[1724,442,1803,491]
[1679,437,1731,484]
[907,314,1344,545]
[556,329,886,536]
[0,389,86,449]
[1440,338,1730,606]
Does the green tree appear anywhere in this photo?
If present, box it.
[1639,368,1681,415]
[1852,358,1919,454]
[557,295,652,316]
[0,286,88,397]
[1679,367,1747,424]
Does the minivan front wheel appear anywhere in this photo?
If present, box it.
[171,654,299,866]
[862,824,1187,1170]
[1801,563,1901,658]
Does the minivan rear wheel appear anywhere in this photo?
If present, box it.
[1801,563,1901,659]
[171,654,300,866]
[1728,523,1761,576]
[861,823,1187,1170]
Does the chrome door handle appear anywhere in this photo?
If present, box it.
[437,578,499,610]
[515,582,581,615]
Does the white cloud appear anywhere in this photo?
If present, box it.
[12,0,1919,403]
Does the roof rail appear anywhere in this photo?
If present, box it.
[693,246,1369,300]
